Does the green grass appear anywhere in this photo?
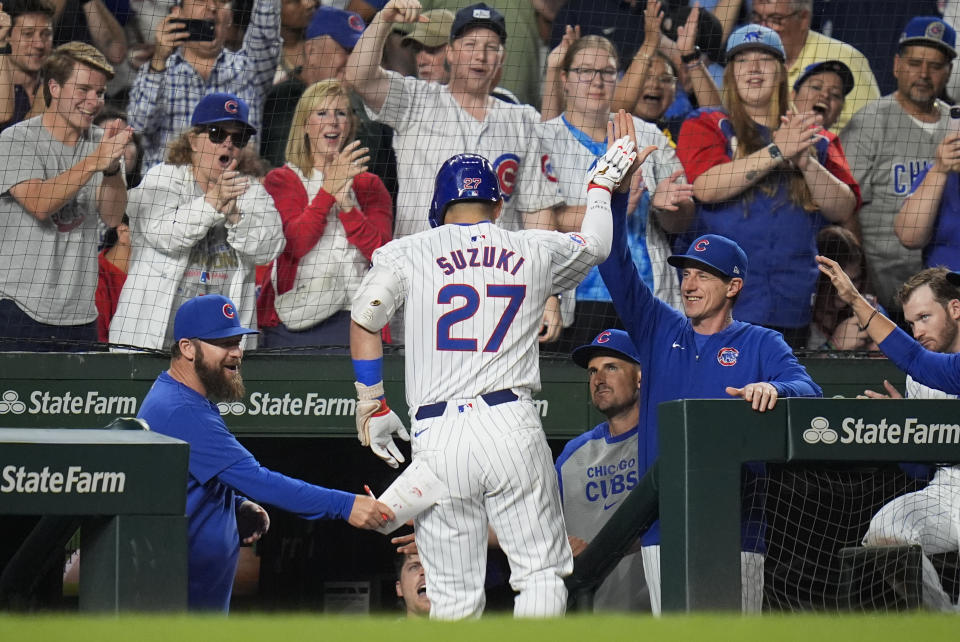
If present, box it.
[0,613,957,642]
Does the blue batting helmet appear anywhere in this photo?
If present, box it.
[428,154,502,228]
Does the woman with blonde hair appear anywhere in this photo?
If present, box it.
[676,24,860,348]
[258,79,393,349]
[110,92,284,351]
[541,31,694,351]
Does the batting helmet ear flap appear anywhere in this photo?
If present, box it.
[428,153,502,228]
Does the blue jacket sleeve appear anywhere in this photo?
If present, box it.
[598,190,678,364]
[880,326,960,395]
[762,331,822,398]
[218,456,355,521]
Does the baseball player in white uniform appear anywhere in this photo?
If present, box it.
[349,116,645,618]
[859,267,960,611]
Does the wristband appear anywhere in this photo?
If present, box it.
[766,143,783,163]
[858,308,879,333]
[587,182,611,193]
[352,357,383,387]
[102,163,122,177]
[680,47,701,64]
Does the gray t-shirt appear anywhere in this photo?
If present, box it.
[840,95,950,309]
[0,117,104,324]
[556,424,649,612]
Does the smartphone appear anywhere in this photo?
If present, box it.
[949,106,960,134]
[172,19,216,42]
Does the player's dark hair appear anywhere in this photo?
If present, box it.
[897,267,960,309]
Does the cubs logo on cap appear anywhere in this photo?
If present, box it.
[571,329,642,368]
[173,295,259,342]
[899,16,957,59]
[191,92,256,134]
[668,234,748,279]
[306,6,367,50]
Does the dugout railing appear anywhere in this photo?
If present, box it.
[658,398,960,612]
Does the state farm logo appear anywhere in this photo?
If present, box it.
[803,416,838,444]
[217,401,247,416]
[0,390,26,414]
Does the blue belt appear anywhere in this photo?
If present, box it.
[415,389,518,420]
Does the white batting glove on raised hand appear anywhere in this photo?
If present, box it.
[355,381,410,468]
[587,135,638,192]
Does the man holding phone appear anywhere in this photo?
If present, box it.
[128,0,281,170]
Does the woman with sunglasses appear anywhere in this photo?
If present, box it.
[541,31,694,352]
[257,79,393,350]
[110,92,284,351]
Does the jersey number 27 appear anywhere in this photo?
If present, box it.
[436,283,526,352]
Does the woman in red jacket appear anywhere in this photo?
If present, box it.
[259,80,393,349]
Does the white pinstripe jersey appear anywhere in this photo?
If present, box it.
[365,221,603,407]
[366,72,564,237]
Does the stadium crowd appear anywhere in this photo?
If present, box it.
[3,0,960,619]
[0,0,959,355]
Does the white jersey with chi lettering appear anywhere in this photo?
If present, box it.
[362,221,603,409]
[366,72,564,236]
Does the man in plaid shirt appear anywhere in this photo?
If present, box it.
[128,0,281,170]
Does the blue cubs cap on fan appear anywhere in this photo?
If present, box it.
[899,16,957,59]
[174,295,259,342]
[451,2,507,44]
[571,329,642,368]
[429,153,502,228]
[306,6,366,50]
[668,234,748,280]
[726,24,785,62]
[793,60,855,96]
[191,92,256,133]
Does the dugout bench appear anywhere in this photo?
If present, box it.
[0,428,188,612]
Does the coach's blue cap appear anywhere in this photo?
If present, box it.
[794,60,854,96]
[726,24,785,62]
[899,16,957,59]
[572,329,641,368]
[451,3,507,44]
[174,295,258,342]
[191,92,255,133]
[668,234,748,280]
[306,6,366,50]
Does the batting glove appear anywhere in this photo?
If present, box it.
[355,381,410,468]
[587,135,638,192]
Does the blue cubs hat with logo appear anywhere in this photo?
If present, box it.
[191,92,255,133]
[174,295,259,342]
[451,2,507,44]
[306,6,366,50]
[793,60,855,95]
[899,16,957,60]
[572,329,642,368]
[668,234,748,280]
[726,24,785,62]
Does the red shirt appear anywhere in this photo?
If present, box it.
[258,166,393,327]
